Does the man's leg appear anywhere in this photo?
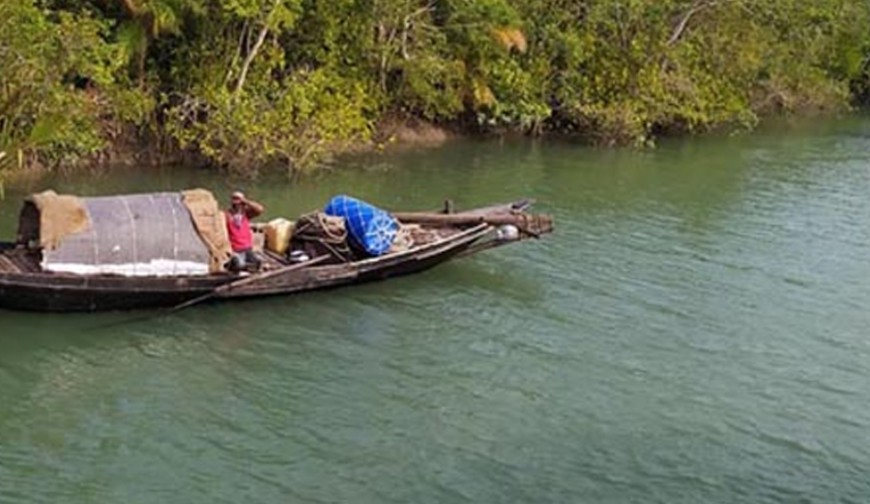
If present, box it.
[244,249,262,271]
[227,251,247,272]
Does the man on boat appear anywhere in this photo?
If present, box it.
[225,191,265,272]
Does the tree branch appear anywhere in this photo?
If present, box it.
[225,22,249,87]
[118,0,140,17]
[667,1,716,46]
[233,22,269,99]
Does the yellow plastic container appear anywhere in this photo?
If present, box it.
[264,218,294,255]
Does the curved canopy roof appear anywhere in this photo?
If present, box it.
[21,190,229,276]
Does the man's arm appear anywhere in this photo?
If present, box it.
[243,198,265,219]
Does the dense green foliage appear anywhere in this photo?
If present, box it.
[2,0,870,177]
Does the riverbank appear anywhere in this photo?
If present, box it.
[3,0,869,180]
[0,107,865,193]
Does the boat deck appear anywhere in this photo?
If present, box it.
[258,250,291,269]
[0,248,41,274]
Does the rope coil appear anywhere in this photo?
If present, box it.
[291,212,352,261]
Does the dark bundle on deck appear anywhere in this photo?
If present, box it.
[290,212,355,263]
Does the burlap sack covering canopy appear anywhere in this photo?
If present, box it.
[26,190,91,250]
[182,189,233,273]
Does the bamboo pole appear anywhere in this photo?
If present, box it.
[171,254,328,311]
[392,211,553,230]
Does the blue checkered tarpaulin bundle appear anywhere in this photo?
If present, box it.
[324,195,399,256]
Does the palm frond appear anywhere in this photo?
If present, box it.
[492,27,527,53]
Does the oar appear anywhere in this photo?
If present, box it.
[170,254,329,312]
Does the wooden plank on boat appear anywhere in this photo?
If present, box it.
[453,199,535,217]
[394,212,501,225]
[171,255,329,311]
[0,253,19,273]
[392,212,553,234]
[14,253,41,272]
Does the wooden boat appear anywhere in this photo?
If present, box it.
[0,191,553,312]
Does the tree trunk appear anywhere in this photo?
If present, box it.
[137,44,147,88]
[233,23,270,99]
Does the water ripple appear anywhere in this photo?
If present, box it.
[4,125,870,502]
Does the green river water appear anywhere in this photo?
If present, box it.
[1,118,870,503]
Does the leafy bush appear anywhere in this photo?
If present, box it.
[3,0,870,174]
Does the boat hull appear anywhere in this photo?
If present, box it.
[0,273,224,312]
[0,225,493,312]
